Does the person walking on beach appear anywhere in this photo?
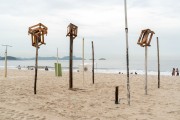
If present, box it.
[172,68,175,76]
[18,65,21,70]
[176,68,179,76]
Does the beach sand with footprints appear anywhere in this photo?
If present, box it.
[0,69,180,120]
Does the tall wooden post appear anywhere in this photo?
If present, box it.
[92,41,94,84]
[56,48,59,77]
[57,48,59,63]
[2,45,12,78]
[34,39,39,94]
[69,36,73,89]
[4,46,7,78]
[124,0,130,105]
[66,23,78,89]
[145,46,148,95]
[82,38,85,86]
[157,37,160,88]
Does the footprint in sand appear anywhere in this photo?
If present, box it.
[0,107,46,120]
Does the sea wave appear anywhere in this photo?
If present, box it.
[0,65,171,76]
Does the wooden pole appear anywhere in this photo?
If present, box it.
[4,46,7,78]
[56,48,59,76]
[92,41,94,84]
[69,36,73,89]
[124,0,130,105]
[57,48,59,63]
[82,38,84,86]
[145,46,148,95]
[2,45,12,78]
[115,86,119,104]
[34,39,39,94]
[157,37,160,88]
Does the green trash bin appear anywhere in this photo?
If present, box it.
[54,63,62,76]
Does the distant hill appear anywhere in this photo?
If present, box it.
[0,56,18,60]
[99,58,106,60]
[16,57,57,60]
[0,56,83,60]
[36,57,57,60]
[60,56,83,60]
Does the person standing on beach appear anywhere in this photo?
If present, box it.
[45,66,48,71]
[176,68,179,76]
[172,68,175,76]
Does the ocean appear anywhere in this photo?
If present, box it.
[0,59,179,76]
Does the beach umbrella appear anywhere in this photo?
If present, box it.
[124,0,130,106]
[28,23,48,94]
[137,29,155,95]
[66,23,78,89]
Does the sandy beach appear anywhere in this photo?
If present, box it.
[0,69,180,120]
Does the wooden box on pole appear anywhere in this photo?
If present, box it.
[137,29,155,95]
[28,23,48,94]
[66,23,78,89]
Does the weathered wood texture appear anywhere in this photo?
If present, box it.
[137,29,155,47]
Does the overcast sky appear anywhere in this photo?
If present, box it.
[0,0,179,60]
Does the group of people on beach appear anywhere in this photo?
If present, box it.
[172,68,179,76]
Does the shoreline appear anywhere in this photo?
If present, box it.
[0,67,173,76]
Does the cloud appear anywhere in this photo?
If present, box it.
[0,0,179,59]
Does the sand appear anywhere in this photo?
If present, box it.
[0,69,180,120]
